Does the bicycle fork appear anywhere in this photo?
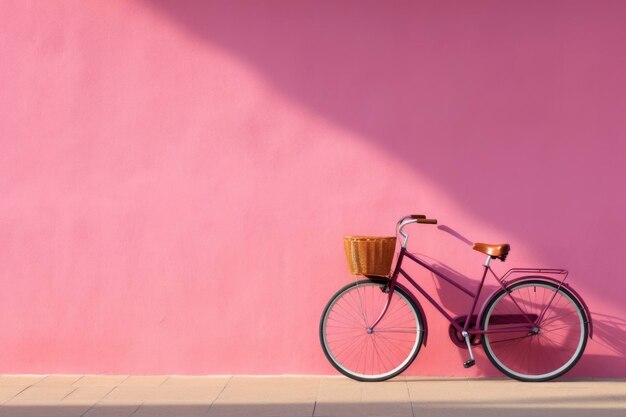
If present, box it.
[367,277,398,332]
[368,244,409,332]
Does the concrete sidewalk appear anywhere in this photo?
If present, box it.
[0,375,624,417]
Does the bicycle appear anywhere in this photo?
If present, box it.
[319,214,592,382]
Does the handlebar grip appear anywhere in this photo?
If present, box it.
[410,214,427,219]
[416,218,438,224]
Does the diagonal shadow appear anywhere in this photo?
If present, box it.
[134,0,626,372]
[139,0,626,294]
[137,2,626,228]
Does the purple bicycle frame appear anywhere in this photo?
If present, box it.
[369,247,564,336]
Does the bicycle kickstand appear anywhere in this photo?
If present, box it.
[462,331,476,368]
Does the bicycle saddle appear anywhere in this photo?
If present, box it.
[472,242,510,261]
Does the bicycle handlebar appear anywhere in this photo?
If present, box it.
[397,214,438,248]
[397,215,437,226]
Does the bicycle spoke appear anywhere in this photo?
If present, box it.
[540,323,583,334]
[373,328,417,334]
[487,333,533,344]
[539,309,579,327]
[349,285,370,327]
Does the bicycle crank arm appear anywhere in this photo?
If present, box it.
[462,331,476,368]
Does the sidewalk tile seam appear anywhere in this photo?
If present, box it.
[206,375,233,415]
[61,387,79,401]
[405,379,416,417]
[78,385,122,417]
[129,401,144,417]
[312,376,322,417]
[2,384,37,405]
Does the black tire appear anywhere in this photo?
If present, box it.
[320,279,424,382]
[481,280,588,381]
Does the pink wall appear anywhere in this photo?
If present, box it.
[1,0,625,377]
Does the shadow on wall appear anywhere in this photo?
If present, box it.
[141,0,626,362]
[141,0,626,254]
[591,313,626,358]
[142,0,626,266]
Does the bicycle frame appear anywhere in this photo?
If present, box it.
[369,247,568,337]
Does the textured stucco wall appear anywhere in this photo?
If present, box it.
[1,0,625,376]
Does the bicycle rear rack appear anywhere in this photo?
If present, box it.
[497,267,593,338]
[499,268,568,284]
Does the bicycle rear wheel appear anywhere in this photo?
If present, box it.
[481,280,588,381]
[320,280,424,381]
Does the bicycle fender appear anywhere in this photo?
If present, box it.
[366,277,429,346]
[477,276,593,339]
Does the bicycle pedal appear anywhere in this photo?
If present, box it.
[463,359,475,369]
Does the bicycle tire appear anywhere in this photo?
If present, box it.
[320,279,424,382]
[481,280,588,381]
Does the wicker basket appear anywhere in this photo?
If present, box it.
[344,236,397,277]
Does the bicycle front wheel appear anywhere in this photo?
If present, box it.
[481,280,588,381]
[320,280,424,382]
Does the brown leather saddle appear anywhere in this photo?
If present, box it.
[472,242,510,261]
